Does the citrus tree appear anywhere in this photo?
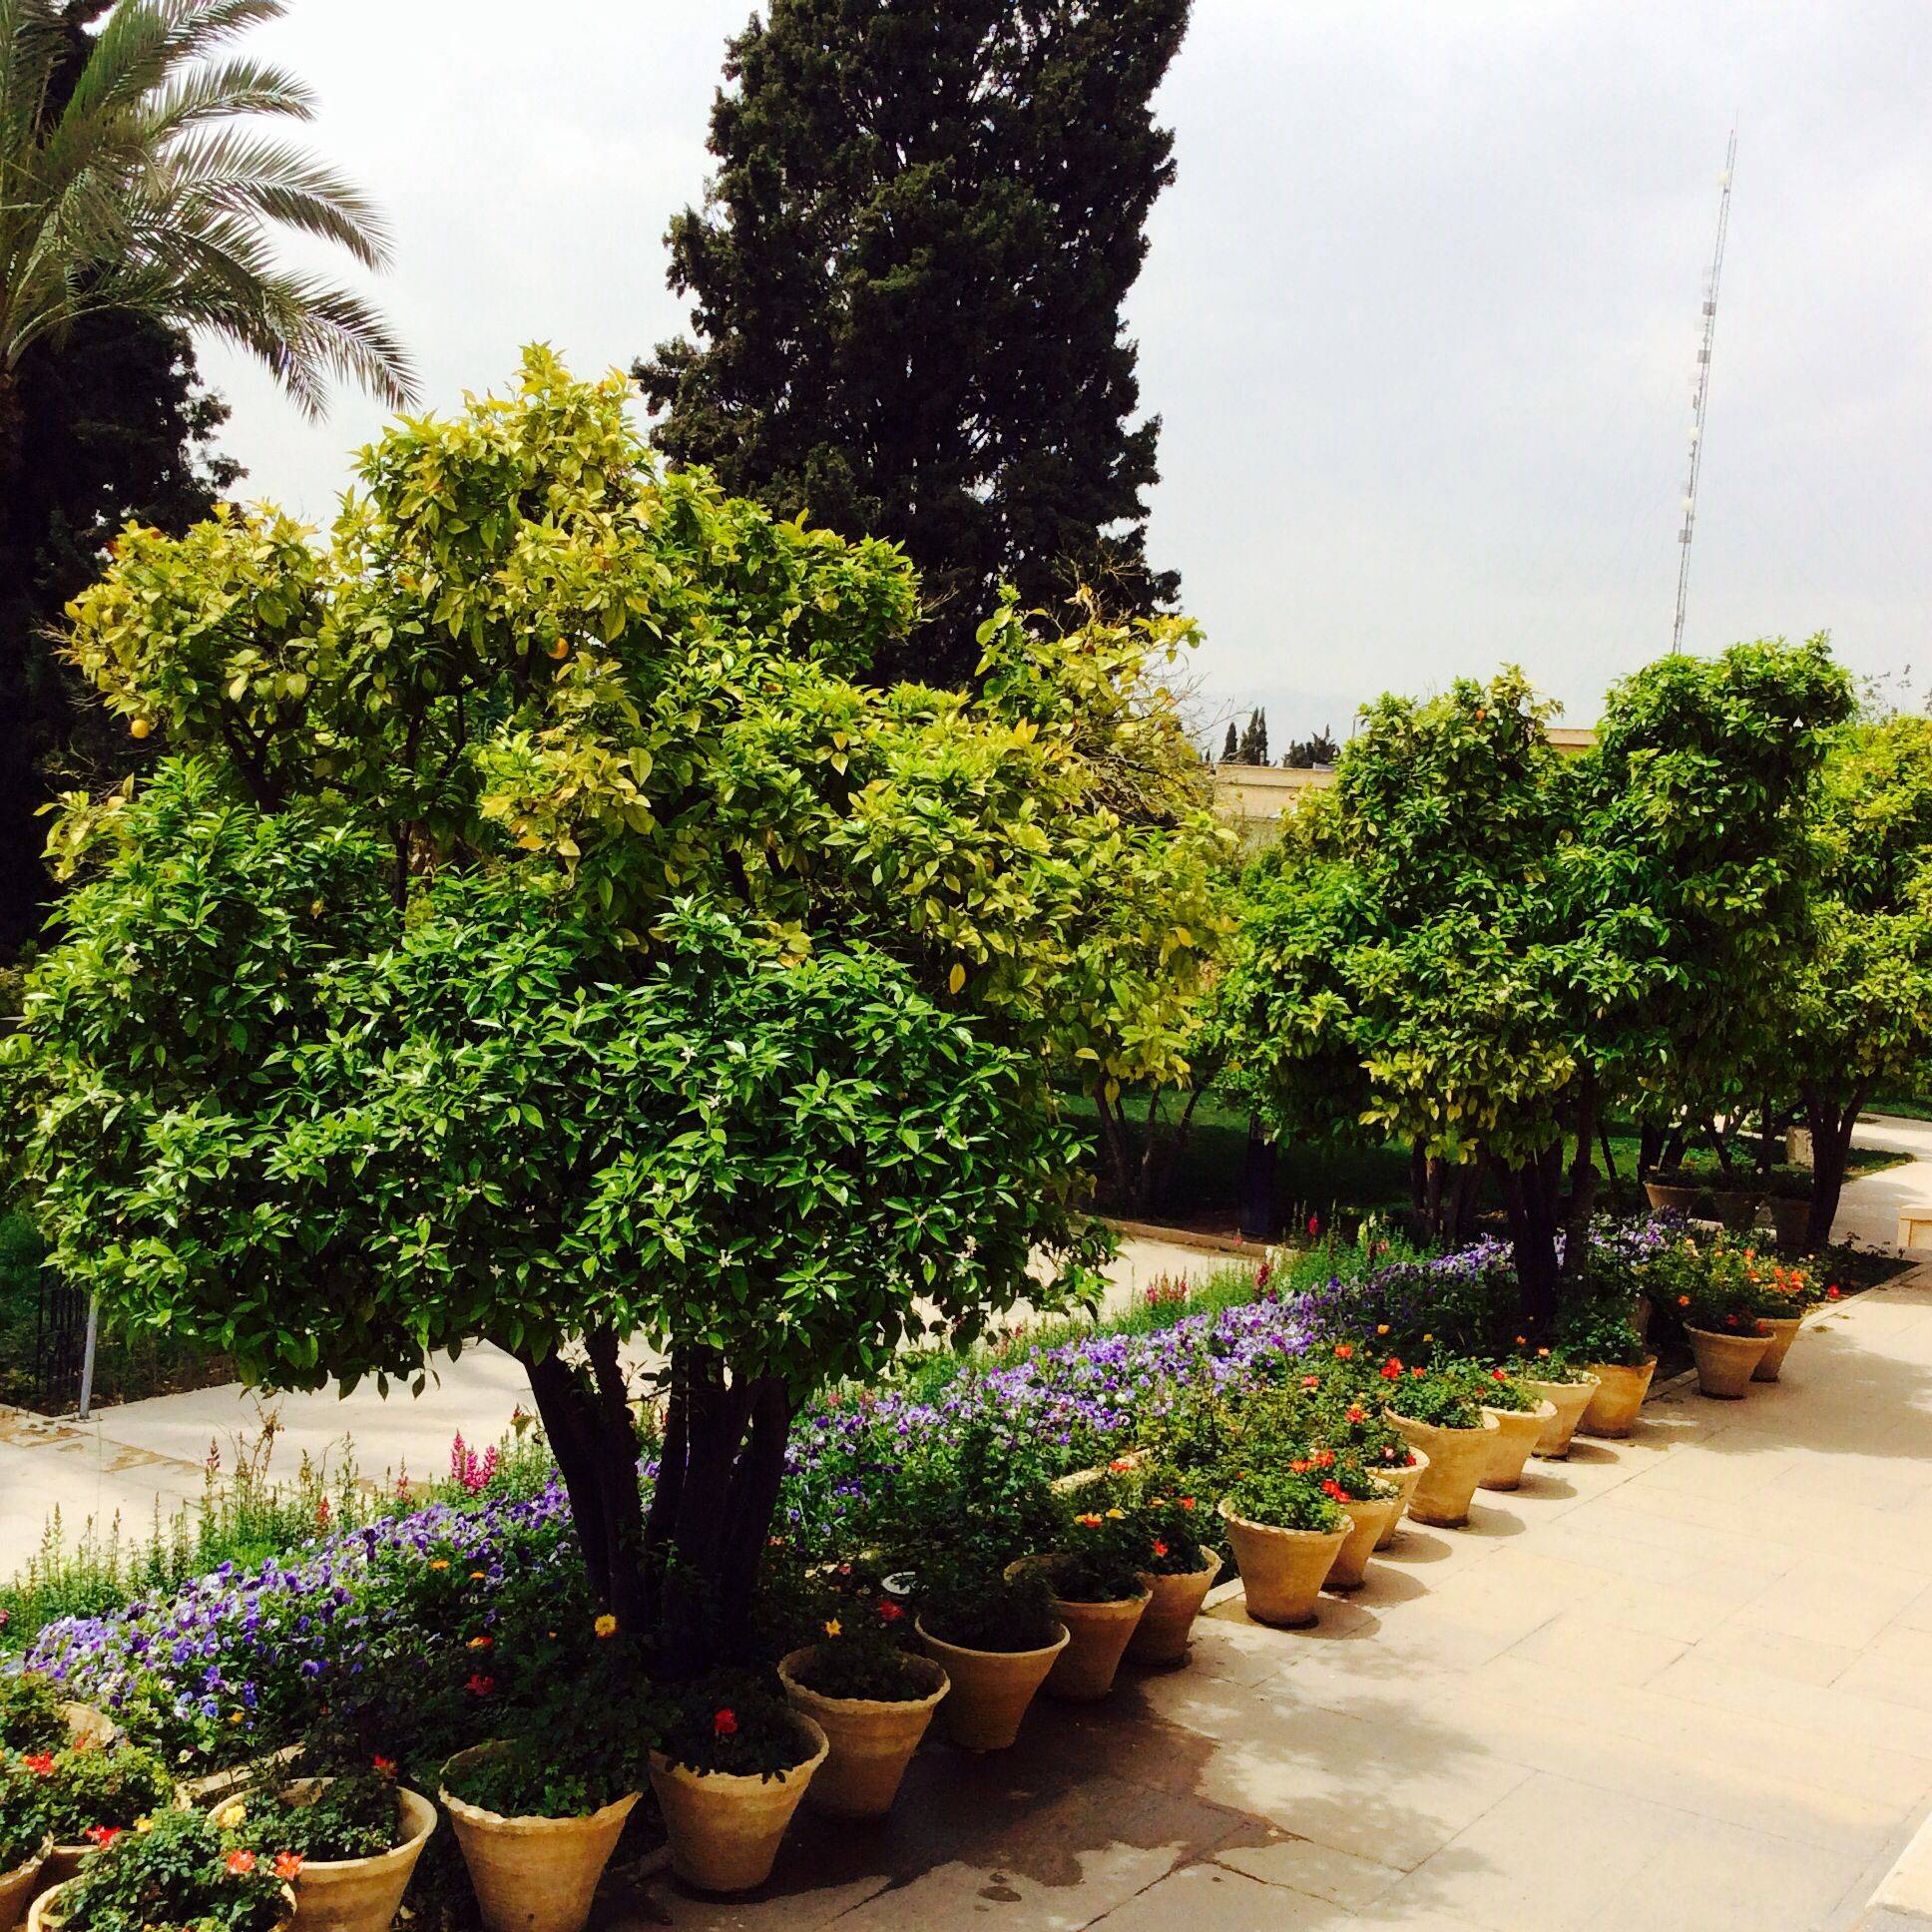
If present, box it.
[2,350,1219,1672]
[1767,716,1932,1243]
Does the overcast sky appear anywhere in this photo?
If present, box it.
[194,1,1932,739]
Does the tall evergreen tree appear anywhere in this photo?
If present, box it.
[1221,720,1239,762]
[1236,708,1268,765]
[638,0,1190,685]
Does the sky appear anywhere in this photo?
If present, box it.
[194,1,1932,742]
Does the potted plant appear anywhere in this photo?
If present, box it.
[1315,1454,1401,1591]
[440,1661,653,1932]
[1558,1304,1659,1438]
[1468,1366,1558,1492]
[27,1808,293,1932]
[213,1760,435,1932]
[914,1571,1069,1752]
[1763,1165,1816,1253]
[1510,1350,1601,1459]
[777,1615,948,1821]
[1381,1362,1499,1527]
[1642,1168,1703,1214]
[1748,1253,1837,1381]
[1012,1498,1152,1700]
[1125,1483,1222,1667]
[0,1756,52,1931]
[648,1671,827,1895]
[0,1681,111,1761]
[33,1746,175,1891]
[1306,1387,1427,1549]
[1670,1280,1774,1398]
[1216,1468,1351,1627]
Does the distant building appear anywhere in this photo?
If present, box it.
[1213,725,1598,838]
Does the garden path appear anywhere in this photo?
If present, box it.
[611,1262,1932,1932]
[0,1233,1218,1583]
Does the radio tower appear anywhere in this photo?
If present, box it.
[1672,131,1737,653]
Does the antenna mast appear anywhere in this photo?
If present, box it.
[1672,130,1737,653]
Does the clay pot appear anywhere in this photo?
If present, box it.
[1577,1356,1658,1437]
[1687,1324,1771,1399]
[1041,1590,1150,1700]
[1373,1450,1430,1550]
[440,1744,641,1932]
[914,1617,1069,1751]
[1480,1401,1558,1491]
[1324,1491,1400,1590]
[1705,1190,1762,1232]
[649,1712,827,1896]
[1383,1411,1500,1527]
[0,1839,49,1932]
[238,1779,436,1932]
[1522,1374,1600,1459]
[1125,1554,1222,1666]
[1217,1501,1351,1627]
[1645,1182,1699,1213]
[29,1881,294,1931]
[776,1649,948,1820]
[1752,1313,1804,1382]
[58,1706,116,1752]
[1770,1197,1812,1253]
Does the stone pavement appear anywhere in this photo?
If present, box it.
[611,1264,1932,1932]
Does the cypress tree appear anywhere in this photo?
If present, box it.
[1221,720,1239,763]
[638,0,1190,685]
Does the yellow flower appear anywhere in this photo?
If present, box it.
[594,1614,618,1640]
[214,1801,247,1830]
[428,1559,449,1571]
[469,1572,486,1583]
[822,1619,842,1639]
[135,1816,154,1834]
[228,1710,245,1726]
[1105,1508,1125,1520]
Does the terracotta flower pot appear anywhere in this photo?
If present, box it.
[1480,1401,1558,1491]
[1705,1190,1762,1231]
[1373,1450,1429,1550]
[1752,1313,1804,1381]
[1217,1501,1351,1627]
[1126,1555,1222,1666]
[58,1706,116,1753]
[1645,1182,1699,1213]
[0,1839,49,1932]
[776,1649,948,1820]
[1577,1356,1658,1437]
[914,1618,1069,1751]
[1042,1590,1150,1701]
[648,1712,827,1896]
[239,1779,436,1932]
[1770,1197,1811,1253]
[440,1745,641,1932]
[1522,1374,1599,1458]
[1687,1324,1771,1399]
[1383,1411,1500,1527]
[1324,1492,1400,1590]
[29,1880,294,1932]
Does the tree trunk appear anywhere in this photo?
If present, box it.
[1149,1083,1205,1215]
[1560,1064,1599,1285]
[1092,1091,1137,1209]
[1496,1152,1562,1334]
[1637,1125,1666,1182]
[1802,1084,1868,1250]
[1239,1115,1276,1242]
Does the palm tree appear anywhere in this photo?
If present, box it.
[0,0,415,471]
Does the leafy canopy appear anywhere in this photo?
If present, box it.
[6,349,1221,1399]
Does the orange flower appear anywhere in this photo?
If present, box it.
[467,1634,493,1651]
[1179,1497,1197,1510]
[1333,1343,1354,1361]
[1077,1511,1103,1528]
[273,1851,304,1880]
[1152,1540,1169,1559]
[225,1848,256,1875]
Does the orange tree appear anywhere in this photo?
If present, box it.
[1222,643,1852,1328]
[0,350,1221,1672]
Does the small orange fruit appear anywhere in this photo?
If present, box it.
[129,718,152,739]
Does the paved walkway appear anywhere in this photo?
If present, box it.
[0,1233,1226,1582]
[611,1263,1932,1932]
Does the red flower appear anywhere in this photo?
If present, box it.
[1307,1213,1320,1238]
[1826,1285,1841,1299]
[1333,1343,1354,1361]
[85,1825,124,1848]
[878,1600,905,1622]
[372,1755,397,1778]
[1179,1496,1197,1510]
[1314,1448,1335,1468]
[1379,1358,1402,1380]
[273,1851,304,1880]
[1410,1366,1425,1378]
[1490,1368,1507,1382]
[21,1753,54,1778]
[465,1674,495,1696]
[1345,1405,1366,1424]
[1152,1540,1169,1559]
[1301,1375,1320,1389]
[714,1708,738,1737]
[225,1848,256,1875]
[467,1634,493,1651]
